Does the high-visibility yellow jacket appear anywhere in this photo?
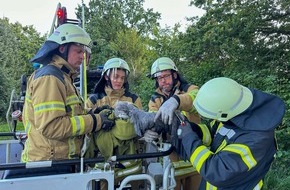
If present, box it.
[22,55,103,162]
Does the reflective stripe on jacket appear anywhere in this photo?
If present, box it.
[186,123,271,190]
[181,88,285,190]
[22,55,101,162]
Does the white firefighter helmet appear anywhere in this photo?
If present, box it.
[102,57,130,76]
[30,23,92,64]
[47,23,92,47]
[193,77,253,121]
[92,58,130,93]
[150,57,178,78]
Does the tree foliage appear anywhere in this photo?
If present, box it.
[182,0,288,81]
[76,0,161,67]
[0,18,21,119]
[0,18,45,120]
[109,29,152,76]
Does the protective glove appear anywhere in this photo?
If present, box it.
[143,130,159,143]
[176,120,201,161]
[152,116,168,134]
[154,95,180,125]
[99,109,115,131]
[177,121,195,139]
[177,120,203,139]
[93,105,113,114]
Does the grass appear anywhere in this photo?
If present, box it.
[264,169,290,190]
[0,121,24,140]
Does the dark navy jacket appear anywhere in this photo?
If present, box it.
[182,88,285,190]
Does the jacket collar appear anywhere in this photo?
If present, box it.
[105,86,125,98]
[51,55,79,79]
[230,88,285,131]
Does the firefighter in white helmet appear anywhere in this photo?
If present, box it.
[4,24,115,179]
[155,77,286,190]
[86,57,143,189]
[144,57,211,190]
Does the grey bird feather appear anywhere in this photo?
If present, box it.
[114,101,181,146]
[114,101,155,136]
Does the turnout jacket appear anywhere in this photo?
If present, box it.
[148,81,209,180]
[87,86,142,109]
[149,80,200,124]
[22,55,102,162]
[149,81,211,145]
[179,88,286,190]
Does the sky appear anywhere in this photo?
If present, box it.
[0,0,205,35]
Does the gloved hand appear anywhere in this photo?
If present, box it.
[99,109,115,131]
[177,121,195,139]
[143,130,159,143]
[152,116,168,134]
[154,95,180,125]
[176,121,201,161]
[93,105,113,114]
[177,120,203,139]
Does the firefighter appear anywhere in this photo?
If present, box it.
[20,23,115,163]
[144,57,210,190]
[155,77,286,190]
[86,57,143,189]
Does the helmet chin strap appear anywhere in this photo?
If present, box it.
[104,70,114,89]
[106,78,113,89]
[171,71,178,88]
[58,43,71,62]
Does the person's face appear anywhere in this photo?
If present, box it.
[106,69,126,90]
[155,70,176,94]
[67,44,85,71]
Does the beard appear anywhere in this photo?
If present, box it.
[161,84,173,95]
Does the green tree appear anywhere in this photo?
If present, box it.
[109,28,156,108]
[181,0,289,86]
[110,29,151,76]
[0,18,45,120]
[10,22,45,76]
[76,0,161,68]
[0,18,21,119]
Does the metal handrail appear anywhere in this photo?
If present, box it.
[0,146,174,171]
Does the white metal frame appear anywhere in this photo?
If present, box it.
[0,169,115,190]
[0,140,22,163]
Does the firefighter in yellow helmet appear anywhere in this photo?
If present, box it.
[155,77,285,190]
[144,57,211,190]
[86,57,143,189]
[12,24,115,177]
